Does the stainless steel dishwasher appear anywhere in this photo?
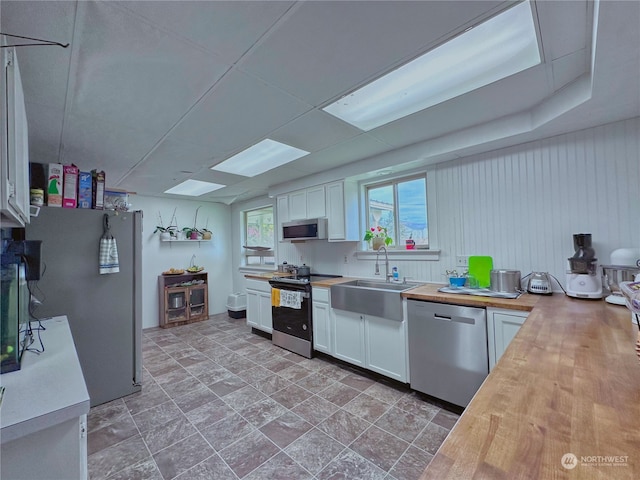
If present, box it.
[407,300,488,407]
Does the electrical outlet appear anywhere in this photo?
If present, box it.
[456,255,469,267]
[344,255,348,264]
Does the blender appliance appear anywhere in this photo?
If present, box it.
[566,233,602,299]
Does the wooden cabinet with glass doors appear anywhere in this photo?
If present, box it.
[158,272,209,328]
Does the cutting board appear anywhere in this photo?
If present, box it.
[468,256,493,288]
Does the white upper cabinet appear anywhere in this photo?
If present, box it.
[306,185,326,219]
[276,195,289,242]
[326,180,359,242]
[1,48,30,227]
[288,189,307,220]
[288,185,326,221]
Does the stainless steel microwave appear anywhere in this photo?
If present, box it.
[282,218,327,241]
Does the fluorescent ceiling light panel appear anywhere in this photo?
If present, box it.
[211,139,309,177]
[323,0,541,131]
[164,179,224,196]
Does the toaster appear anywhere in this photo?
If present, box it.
[527,272,553,295]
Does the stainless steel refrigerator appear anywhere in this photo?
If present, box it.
[26,207,142,407]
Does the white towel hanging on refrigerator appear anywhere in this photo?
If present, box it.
[99,214,120,274]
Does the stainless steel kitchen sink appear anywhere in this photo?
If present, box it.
[330,279,421,321]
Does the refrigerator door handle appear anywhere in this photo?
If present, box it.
[132,211,143,387]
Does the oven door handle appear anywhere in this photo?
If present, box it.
[278,291,309,299]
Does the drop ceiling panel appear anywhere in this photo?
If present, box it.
[116,1,294,64]
[132,139,216,176]
[23,103,64,163]
[293,134,394,174]
[68,1,230,136]
[536,0,589,61]
[270,110,362,153]
[241,0,505,106]
[552,49,587,91]
[1,1,75,112]
[60,113,162,184]
[167,69,312,155]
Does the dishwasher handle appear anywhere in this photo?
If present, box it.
[433,313,475,325]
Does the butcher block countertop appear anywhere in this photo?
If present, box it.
[401,282,539,311]
[420,294,640,479]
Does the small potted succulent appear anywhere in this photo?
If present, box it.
[445,269,468,288]
[364,225,392,250]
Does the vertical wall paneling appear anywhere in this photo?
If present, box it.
[230,117,639,292]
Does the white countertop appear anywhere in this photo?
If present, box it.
[0,316,90,443]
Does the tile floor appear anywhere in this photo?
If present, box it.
[87,313,461,480]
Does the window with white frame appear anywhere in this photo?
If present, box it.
[243,206,275,266]
[365,175,428,249]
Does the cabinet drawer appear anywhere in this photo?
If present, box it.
[246,278,271,293]
[312,287,329,303]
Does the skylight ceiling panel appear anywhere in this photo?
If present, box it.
[240,0,503,106]
[322,1,541,131]
[69,1,230,137]
[370,65,550,148]
[230,163,311,189]
[167,69,311,153]
[117,1,294,64]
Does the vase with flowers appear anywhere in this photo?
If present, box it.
[364,225,392,250]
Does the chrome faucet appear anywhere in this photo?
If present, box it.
[374,246,393,282]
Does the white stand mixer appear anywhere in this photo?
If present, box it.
[602,248,640,305]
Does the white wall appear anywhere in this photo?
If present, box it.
[130,195,232,329]
[231,117,639,290]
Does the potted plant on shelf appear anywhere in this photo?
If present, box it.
[364,226,392,250]
[182,206,203,240]
[154,209,178,240]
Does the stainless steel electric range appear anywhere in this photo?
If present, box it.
[268,274,341,358]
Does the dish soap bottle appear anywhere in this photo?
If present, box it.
[392,266,399,281]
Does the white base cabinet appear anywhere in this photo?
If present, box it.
[312,287,332,354]
[365,314,407,382]
[246,279,273,333]
[487,307,529,371]
[332,307,408,382]
[333,309,366,367]
[1,415,87,480]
